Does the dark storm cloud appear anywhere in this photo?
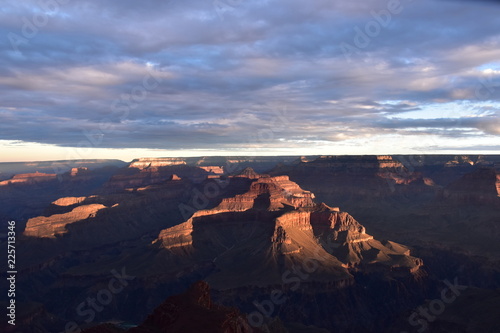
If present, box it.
[0,0,499,150]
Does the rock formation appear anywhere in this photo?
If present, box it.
[52,196,87,206]
[169,174,181,181]
[24,204,108,238]
[6,155,500,333]
[154,172,423,291]
[497,173,500,197]
[0,172,57,186]
[235,166,261,179]
[70,167,89,176]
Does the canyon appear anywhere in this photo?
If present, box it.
[1,155,499,333]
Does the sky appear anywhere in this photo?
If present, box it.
[0,0,499,162]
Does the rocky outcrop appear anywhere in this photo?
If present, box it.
[169,174,181,181]
[52,197,87,207]
[0,172,57,186]
[275,207,423,274]
[70,167,89,176]
[24,204,108,238]
[235,166,261,179]
[156,174,316,250]
[155,172,423,289]
[215,175,315,211]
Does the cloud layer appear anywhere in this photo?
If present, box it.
[1,0,499,157]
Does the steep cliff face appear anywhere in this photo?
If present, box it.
[52,196,88,207]
[154,172,423,291]
[156,174,317,251]
[213,174,315,211]
[24,204,108,238]
[497,173,500,197]
[139,173,426,333]
[276,207,422,274]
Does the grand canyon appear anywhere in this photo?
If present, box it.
[3,0,500,331]
[1,155,499,332]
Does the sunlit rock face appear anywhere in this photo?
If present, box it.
[52,196,87,206]
[24,204,108,238]
[0,167,97,186]
[496,173,500,197]
[128,158,188,169]
[70,167,89,176]
[214,173,316,211]
[155,171,423,291]
[0,172,57,186]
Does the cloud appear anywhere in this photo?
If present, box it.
[0,0,499,155]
